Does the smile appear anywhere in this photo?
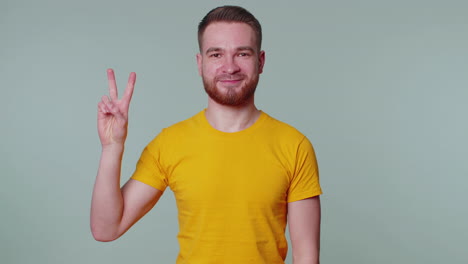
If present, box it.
[219,79,241,83]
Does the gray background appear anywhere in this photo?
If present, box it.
[1,0,467,263]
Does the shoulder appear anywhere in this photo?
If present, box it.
[261,112,308,144]
[146,110,204,149]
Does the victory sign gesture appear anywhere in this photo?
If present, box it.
[97,69,136,147]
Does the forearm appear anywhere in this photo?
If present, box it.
[291,232,320,264]
[90,144,125,241]
[293,253,319,264]
[293,260,319,264]
[292,239,320,264]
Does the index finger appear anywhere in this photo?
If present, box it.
[107,68,118,101]
[122,72,136,109]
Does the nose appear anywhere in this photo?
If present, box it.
[222,56,240,74]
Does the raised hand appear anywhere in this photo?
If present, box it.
[97,69,136,147]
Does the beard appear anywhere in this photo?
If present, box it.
[202,73,259,106]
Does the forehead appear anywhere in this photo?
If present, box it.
[200,22,256,51]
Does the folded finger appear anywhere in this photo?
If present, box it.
[98,101,109,114]
[102,95,111,104]
[102,95,115,111]
[102,95,125,119]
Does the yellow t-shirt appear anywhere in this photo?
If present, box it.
[131,110,322,264]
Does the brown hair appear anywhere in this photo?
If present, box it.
[198,5,262,52]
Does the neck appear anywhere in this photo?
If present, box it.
[205,97,261,133]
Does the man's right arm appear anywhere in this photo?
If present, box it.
[90,144,163,242]
[90,69,162,242]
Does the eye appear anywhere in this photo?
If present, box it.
[209,53,221,58]
[238,52,250,57]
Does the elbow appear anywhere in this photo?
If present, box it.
[90,224,119,242]
[92,233,117,242]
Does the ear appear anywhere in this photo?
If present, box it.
[196,53,203,76]
[258,50,265,74]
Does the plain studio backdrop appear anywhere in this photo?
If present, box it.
[1,0,467,263]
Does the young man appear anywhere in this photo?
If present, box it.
[91,5,322,264]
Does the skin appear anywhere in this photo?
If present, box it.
[197,22,265,132]
[289,196,321,264]
[91,21,320,264]
[198,22,263,108]
[91,69,162,241]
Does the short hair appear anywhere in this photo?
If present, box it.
[198,5,262,52]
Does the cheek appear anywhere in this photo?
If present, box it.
[239,60,258,72]
[203,63,221,75]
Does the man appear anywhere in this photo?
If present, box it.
[91,5,322,264]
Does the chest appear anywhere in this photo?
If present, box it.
[164,138,292,212]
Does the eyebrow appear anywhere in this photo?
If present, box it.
[205,46,256,55]
[205,47,222,54]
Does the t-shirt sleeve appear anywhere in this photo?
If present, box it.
[130,131,169,192]
[287,136,322,203]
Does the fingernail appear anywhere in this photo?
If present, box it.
[107,69,114,80]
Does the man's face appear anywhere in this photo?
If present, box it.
[197,22,265,106]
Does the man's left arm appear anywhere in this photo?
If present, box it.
[288,196,321,264]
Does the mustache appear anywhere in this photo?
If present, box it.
[215,74,246,81]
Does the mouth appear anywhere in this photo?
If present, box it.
[219,79,241,84]
[216,74,245,82]
[217,79,243,89]
[217,75,244,85]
